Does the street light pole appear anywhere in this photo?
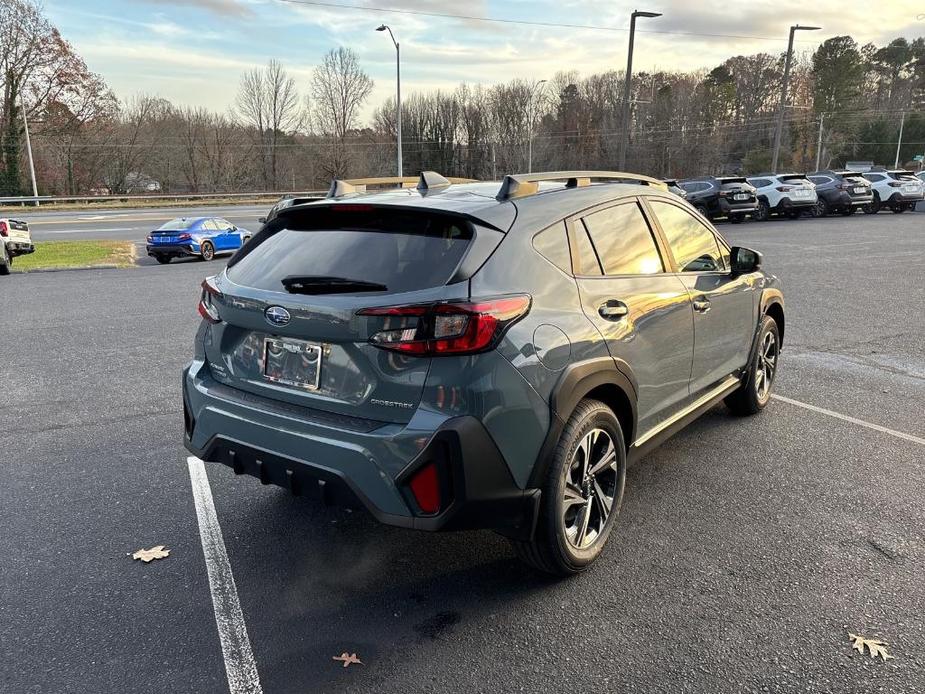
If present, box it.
[814,112,825,172]
[894,110,905,168]
[527,79,547,173]
[20,94,39,205]
[377,24,402,178]
[771,24,821,173]
[619,9,661,170]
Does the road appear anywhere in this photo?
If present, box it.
[14,203,271,242]
[2,211,924,693]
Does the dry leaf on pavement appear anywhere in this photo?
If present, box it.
[848,633,895,661]
[132,545,170,563]
[332,652,362,668]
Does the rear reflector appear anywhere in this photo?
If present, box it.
[358,295,531,356]
[408,462,441,514]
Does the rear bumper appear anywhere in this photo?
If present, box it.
[774,197,816,210]
[718,199,757,215]
[829,191,872,206]
[886,191,925,203]
[183,361,539,538]
[147,243,199,257]
[6,241,35,256]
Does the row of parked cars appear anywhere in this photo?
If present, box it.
[663,168,925,222]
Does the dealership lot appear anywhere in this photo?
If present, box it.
[2,212,923,693]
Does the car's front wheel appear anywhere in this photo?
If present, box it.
[725,314,780,416]
[200,241,215,261]
[754,200,770,222]
[863,195,880,214]
[813,198,829,217]
[512,399,626,576]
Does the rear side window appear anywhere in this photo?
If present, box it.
[581,203,663,275]
[750,179,772,188]
[573,225,603,276]
[865,174,885,182]
[650,201,725,273]
[227,209,473,294]
[533,223,572,273]
[809,176,830,185]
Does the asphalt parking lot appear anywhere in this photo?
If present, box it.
[2,210,923,694]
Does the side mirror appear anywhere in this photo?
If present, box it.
[731,246,762,274]
[258,217,267,224]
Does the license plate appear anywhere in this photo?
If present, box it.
[263,337,322,390]
[794,189,809,197]
[903,185,919,193]
[734,193,748,201]
[853,187,867,194]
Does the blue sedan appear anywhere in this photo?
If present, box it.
[145,217,252,264]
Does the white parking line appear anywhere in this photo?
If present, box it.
[187,457,264,694]
[50,227,135,234]
[772,395,925,447]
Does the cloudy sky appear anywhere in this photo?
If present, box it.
[46,0,925,118]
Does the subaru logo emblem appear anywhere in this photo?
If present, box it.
[264,306,291,327]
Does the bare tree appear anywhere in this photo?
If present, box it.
[235,59,301,190]
[310,47,373,178]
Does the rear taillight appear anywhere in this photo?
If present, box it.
[775,186,793,192]
[178,233,192,241]
[198,276,222,323]
[888,181,903,188]
[0,221,7,237]
[358,295,531,356]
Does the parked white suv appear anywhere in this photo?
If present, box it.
[746,174,817,221]
[861,169,924,214]
[0,218,35,275]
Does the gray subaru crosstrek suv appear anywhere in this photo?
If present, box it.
[183,170,784,576]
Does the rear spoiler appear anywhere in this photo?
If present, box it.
[778,174,809,182]
[717,176,748,184]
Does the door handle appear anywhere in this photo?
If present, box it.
[692,296,711,313]
[598,300,629,320]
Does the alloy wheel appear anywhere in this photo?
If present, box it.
[754,330,778,401]
[562,429,618,550]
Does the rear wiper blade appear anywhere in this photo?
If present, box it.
[281,275,388,294]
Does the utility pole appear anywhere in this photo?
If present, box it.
[619,10,661,169]
[894,111,905,168]
[527,79,547,173]
[771,24,821,173]
[815,113,825,172]
[20,95,39,206]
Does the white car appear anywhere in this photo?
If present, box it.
[746,174,817,221]
[861,169,924,214]
[0,218,35,275]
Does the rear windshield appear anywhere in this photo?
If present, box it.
[227,208,473,294]
[158,218,198,230]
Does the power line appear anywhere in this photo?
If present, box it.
[274,0,816,43]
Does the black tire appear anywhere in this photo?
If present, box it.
[813,198,828,217]
[694,204,710,220]
[200,241,215,261]
[891,205,905,214]
[786,210,801,220]
[840,206,856,216]
[754,200,770,222]
[154,255,171,265]
[725,315,780,416]
[511,399,626,576]
[0,249,10,276]
[863,195,880,215]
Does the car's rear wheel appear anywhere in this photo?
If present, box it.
[0,247,10,276]
[891,205,905,214]
[813,198,828,217]
[754,200,770,222]
[725,314,780,416]
[200,241,215,261]
[511,399,626,576]
[863,195,880,214]
[694,203,710,220]
[154,255,171,265]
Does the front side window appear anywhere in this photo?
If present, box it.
[650,200,725,273]
[581,203,663,275]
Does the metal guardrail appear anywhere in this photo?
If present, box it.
[0,191,328,206]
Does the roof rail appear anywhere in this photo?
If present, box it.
[327,172,477,198]
[496,170,667,201]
